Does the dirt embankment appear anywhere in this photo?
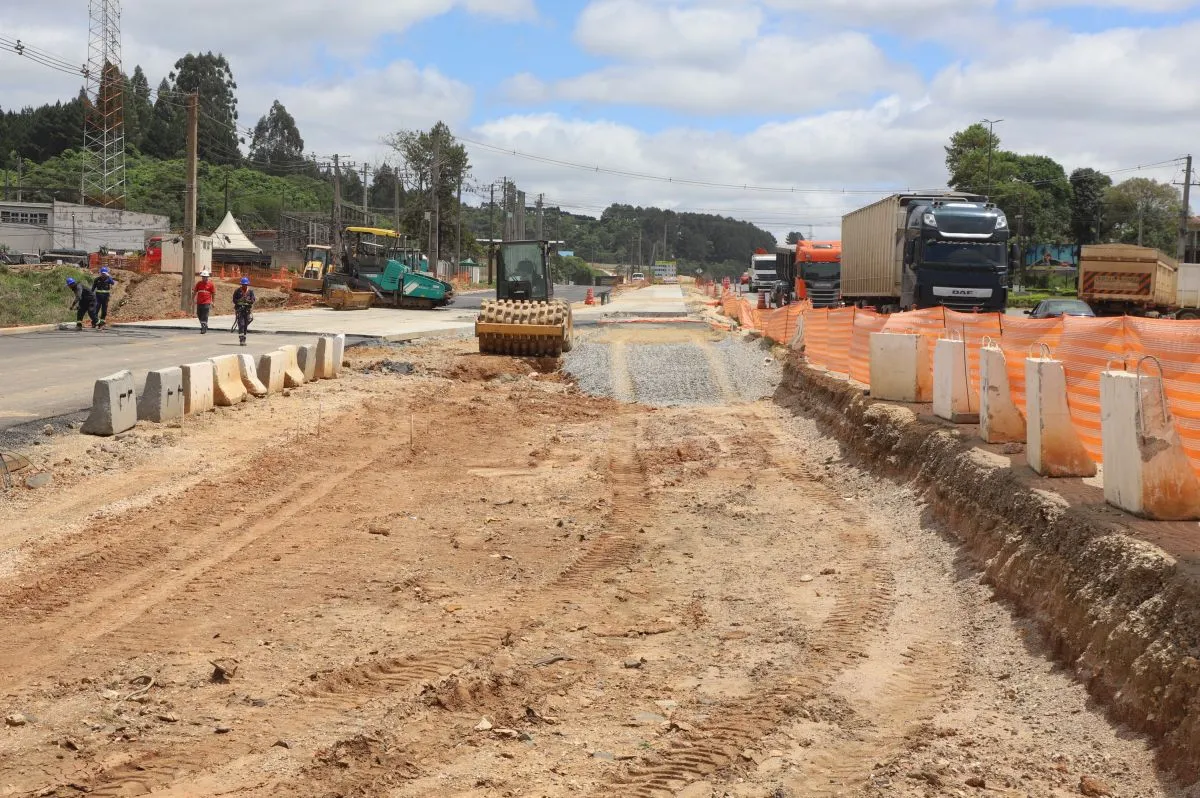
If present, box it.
[108,270,289,322]
[779,352,1200,781]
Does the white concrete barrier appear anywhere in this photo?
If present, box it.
[331,333,346,377]
[932,337,977,423]
[297,344,318,382]
[869,332,931,403]
[1025,357,1096,477]
[210,354,247,406]
[1100,367,1200,520]
[315,336,336,379]
[81,370,137,436]
[182,361,214,415]
[256,351,286,394]
[278,344,306,388]
[137,366,184,423]
[978,345,1025,444]
[238,354,269,397]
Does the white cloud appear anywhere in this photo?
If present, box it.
[1011,0,1197,10]
[513,30,916,114]
[575,0,764,65]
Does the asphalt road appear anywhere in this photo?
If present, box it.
[452,284,605,309]
[0,327,328,432]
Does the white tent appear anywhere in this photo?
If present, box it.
[211,211,261,253]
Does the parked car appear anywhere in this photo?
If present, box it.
[631,272,645,282]
[1025,298,1095,319]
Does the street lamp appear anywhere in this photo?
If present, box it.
[981,118,1003,196]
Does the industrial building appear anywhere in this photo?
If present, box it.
[0,199,169,255]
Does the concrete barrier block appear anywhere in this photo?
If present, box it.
[210,354,247,406]
[297,344,318,382]
[1100,370,1200,520]
[81,370,137,436]
[182,361,214,415]
[315,336,336,379]
[256,351,286,394]
[278,344,306,388]
[1025,358,1096,478]
[331,333,346,377]
[979,346,1025,443]
[137,366,184,423]
[869,333,931,403]
[238,354,269,397]
[932,338,977,423]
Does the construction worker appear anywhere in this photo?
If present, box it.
[232,276,256,346]
[92,266,116,328]
[65,276,98,330]
[193,270,215,334]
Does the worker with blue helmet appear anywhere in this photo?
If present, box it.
[65,274,98,330]
[232,276,256,345]
[92,265,116,328]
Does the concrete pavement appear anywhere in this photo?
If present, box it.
[0,327,329,431]
[576,284,688,320]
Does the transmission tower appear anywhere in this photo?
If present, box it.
[81,0,126,208]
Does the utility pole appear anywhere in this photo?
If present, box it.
[332,154,342,270]
[180,92,198,313]
[455,177,462,278]
[1179,154,1193,261]
[393,179,401,239]
[981,118,1003,196]
[361,162,369,215]
[223,173,230,216]
[431,135,441,276]
[488,181,496,284]
[536,193,544,240]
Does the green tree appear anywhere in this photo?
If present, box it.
[386,121,470,252]
[169,52,241,165]
[369,163,402,219]
[944,123,999,193]
[1102,177,1181,252]
[785,230,805,244]
[248,100,305,175]
[142,78,184,159]
[124,65,154,152]
[1068,168,1112,244]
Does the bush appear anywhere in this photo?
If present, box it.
[0,265,92,327]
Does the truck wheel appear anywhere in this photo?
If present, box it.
[1178,310,1200,320]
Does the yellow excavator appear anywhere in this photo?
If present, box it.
[292,244,334,293]
[475,240,574,357]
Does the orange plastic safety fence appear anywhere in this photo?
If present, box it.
[848,309,888,385]
[762,304,804,345]
[824,307,856,375]
[994,316,1063,414]
[805,309,832,369]
[738,301,762,330]
[1058,315,1126,464]
[942,310,1003,396]
[1124,317,1200,476]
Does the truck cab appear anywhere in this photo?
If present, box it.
[797,241,842,307]
[902,196,1011,312]
[749,253,777,293]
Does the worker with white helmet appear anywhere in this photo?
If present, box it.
[192,269,216,334]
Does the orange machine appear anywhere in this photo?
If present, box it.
[795,240,842,307]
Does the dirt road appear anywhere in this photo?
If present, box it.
[0,326,1182,797]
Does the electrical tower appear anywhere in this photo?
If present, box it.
[81,0,126,208]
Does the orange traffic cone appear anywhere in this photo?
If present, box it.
[585,286,595,305]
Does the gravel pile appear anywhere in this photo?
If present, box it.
[712,336,782,401]
[562,341,615,398]
[627,343,721,406]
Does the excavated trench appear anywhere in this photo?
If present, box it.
[778,350,1200,783]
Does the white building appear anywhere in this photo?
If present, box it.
[0,199,170,254]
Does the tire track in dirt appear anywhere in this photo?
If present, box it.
[54,416,651,798]
[0,437,395,692]
[591,407,898,798]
